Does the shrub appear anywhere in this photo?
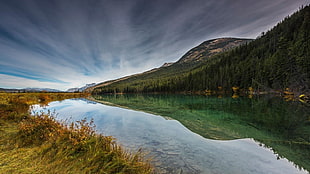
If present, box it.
[1,92,153,173]
[17,111,62,146]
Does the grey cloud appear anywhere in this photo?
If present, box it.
[0,0,308,90]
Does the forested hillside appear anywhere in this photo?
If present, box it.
[91,38,251,93]
[93,5,309,94]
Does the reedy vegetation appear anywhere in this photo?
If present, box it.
[0,93,153,174]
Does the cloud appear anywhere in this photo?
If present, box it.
[0,74,66,90]
[0,0,308,90]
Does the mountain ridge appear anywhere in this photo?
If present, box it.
[92,5,309,95]
[88,37,251,92]
[0,88,62,93]
[176,38,252,64]
[67,83,97,92]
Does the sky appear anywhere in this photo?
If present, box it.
[0,0,309,90]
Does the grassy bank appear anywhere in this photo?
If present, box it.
[0,93,153,173]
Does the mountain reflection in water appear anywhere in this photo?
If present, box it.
[32,94,309,174]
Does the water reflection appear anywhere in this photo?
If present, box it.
[32,96,309,174]
[93,94,310,172]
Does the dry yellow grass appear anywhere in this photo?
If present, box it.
[0,93,153,174]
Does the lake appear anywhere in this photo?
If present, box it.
[32,94,310,174]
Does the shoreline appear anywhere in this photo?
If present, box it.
[0,92,153,174]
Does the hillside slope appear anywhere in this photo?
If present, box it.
[93,5,309,95]
[183,5,310,93]
[91,38,251,93]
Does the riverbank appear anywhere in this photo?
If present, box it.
[93,89,310,104]
[0,93,153,173]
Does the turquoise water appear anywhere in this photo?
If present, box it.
[32,94,310,174]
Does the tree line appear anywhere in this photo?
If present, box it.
[93,5,310,95]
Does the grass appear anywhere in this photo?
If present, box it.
[0,92,153,174]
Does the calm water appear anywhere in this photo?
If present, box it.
[32,94,310,174]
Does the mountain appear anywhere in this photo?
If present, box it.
[179,5,310,94]
[93,5,309,95]
[90,38,251,93]
[67,83,96,92]
[175,38,252,64]
[66,88,80,93]
[0,88,21,93]
[23,88,62,92]
[0,88,62,93]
